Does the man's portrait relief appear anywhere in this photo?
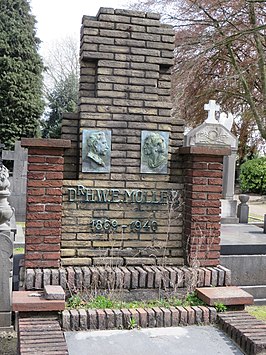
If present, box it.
[82,130,111,173]
[141,131,169,174]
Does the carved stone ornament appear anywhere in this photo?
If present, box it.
[184,122,238,149]
[82,130,111,173]
[141,131,169,174]
[0,165,13,225]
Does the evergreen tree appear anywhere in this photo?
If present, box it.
[0,0,44,148]
[42,71,78,138]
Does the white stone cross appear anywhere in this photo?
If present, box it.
[204,100,220,124]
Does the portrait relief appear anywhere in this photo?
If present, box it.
[82,130,111,173]
[141,131,169,174]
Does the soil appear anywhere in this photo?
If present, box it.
[0,332,17,355]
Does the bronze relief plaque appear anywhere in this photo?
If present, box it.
[82,129,111,173]
[141,130,169,174]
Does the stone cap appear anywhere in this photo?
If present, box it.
[21,138,71,149]
[44,285,65,301]
[179,146,231,156]
[12,291,65,312]
[196,286,254,306]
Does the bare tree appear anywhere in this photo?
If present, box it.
[131,0,266,149]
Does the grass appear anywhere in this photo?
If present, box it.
[67,292,205,310]
[247,306,266,322]
[14,247,24,255]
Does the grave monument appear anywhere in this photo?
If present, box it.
[21,8,232,294]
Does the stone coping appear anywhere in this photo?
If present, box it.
[217,311,266,355]
[62,305,217,331]
[21,138,71,148]
[24,265,231,291]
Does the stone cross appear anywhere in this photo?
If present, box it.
[0,141,5,166]
[204,100,220,124]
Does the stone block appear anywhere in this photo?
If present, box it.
[62,310,71,330]
[79,309,88,330]
[145,308,156,328]
[121,309,131,329]
[176,306,187,326]
[113,309,123,329]
[196,286,254,306]
[105,309,115,329]
[87,309,97,330]
[136,308,147,328]
[70,309,79,330]
[169,306,179,326]
[12,291,65,312]
[97,309,106,330]
[0,312,12,328]
[44,285,65,300]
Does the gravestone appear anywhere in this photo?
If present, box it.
[0,145,14,331]
[184,100,238,223]
[3,141,28,221]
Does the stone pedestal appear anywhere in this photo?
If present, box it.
[221,199,239,224]
[0,164,14,331]
[237,194,249,224]
[0,226,14,331]
[221,151,239,224]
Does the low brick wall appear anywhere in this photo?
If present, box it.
[62,305,217,330]
[24,265,231,292]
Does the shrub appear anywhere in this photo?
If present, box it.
[240,157,266,195]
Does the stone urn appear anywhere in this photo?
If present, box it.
[0,165,13,225]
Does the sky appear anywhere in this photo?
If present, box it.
[30,0,132,55]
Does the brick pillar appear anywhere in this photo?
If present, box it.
[21,139,71,268]
[179,146,231,267]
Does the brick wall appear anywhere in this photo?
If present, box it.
[180,146,231,267]
[21,139,71,268]
[61,8,185,267]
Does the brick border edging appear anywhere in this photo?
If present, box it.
[61,305,217,331]
[24,265,231,291]
[217,311,266,355]
[18,316,69,355]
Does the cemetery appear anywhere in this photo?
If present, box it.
[0,6,266,355]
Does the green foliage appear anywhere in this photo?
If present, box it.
[127,317,137,330]
[240,157,266,195]
[66,293,205,310]
[42,71,78,138]
[67,294,86,309]
[214,303,227,312]
[0,0,44,149]
[183,292,205,307]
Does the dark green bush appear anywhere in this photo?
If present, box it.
[240,157,266,195]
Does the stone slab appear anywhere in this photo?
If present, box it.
[44,285,65,300]
[12,291,65,312]
[196,286,254,306]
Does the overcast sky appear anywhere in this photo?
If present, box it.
[30,0,132,54]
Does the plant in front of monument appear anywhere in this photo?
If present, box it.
[0,0,44,149]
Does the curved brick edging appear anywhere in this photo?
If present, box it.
[217,311,266,355]
[61,306,217,331]
[24,265,231,291]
